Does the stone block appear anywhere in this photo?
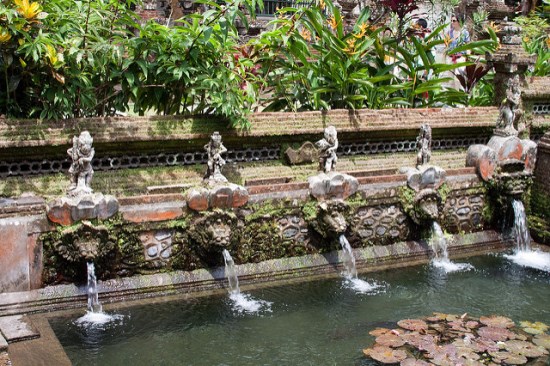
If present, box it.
[0,219,30,293]
[285,142,318,165]
[0,315,40,342]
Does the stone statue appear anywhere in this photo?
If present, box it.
[496,75,522,137]
[204,131,228,183]
[67,131,95,196]
[316,125,338,173]
[416,124,432,168]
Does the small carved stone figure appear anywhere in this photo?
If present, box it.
[316,126,338,173]
[496,75,522,136]
[416,124,432,168]
[67,131,95,195]
[204,131,228,183]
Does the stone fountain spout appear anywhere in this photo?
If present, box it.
[400,124,447,226]
[308,126,358,238]
[466,77,537,238]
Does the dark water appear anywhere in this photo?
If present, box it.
[50,254,550,366]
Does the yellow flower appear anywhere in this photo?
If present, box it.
[487,21,501,33]
[546,37,550,48]
[14,0,42,20]
[45,44,58,65]
[343,37,356,55]
[328,15,338,30]
[523,36,530,43]
[300,28,312,42]
[0,27,11,43]
[354,22,368,39]
[443,34,451,47]
[317,0,325,10]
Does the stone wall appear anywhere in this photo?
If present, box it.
[0,107,499,158]
[0,171,489,293]
[530,131,550,244]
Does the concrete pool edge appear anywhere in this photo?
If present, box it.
[0,230,510,317]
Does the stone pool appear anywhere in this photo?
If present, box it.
[48,254,550,365]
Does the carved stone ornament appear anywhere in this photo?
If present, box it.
[315,125,339,173]
[53,221,116,262]
[314,199,350,238]
[204,131,228,184]
[416,124,432,169]
[188,210,238,251]
[67,131,95,197]
[495,75,522,137]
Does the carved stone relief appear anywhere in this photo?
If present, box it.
[350,204,410,245]
[139,230,174,267]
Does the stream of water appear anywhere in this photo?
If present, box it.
[504,199,550,271]
[222,249,272,314]
[430,221,473,273]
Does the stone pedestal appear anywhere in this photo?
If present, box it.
[308,172,359,201]
[46,193,119,226]
[186,183,249,212]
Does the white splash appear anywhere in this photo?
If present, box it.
[432,258,474,273]
[229,293,272,314]
[504,250,550,272]
[75,311,123,326]
[343,277,383,294]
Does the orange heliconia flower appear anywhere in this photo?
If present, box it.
[328,15,338,30]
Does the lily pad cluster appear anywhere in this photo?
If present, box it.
[363,314,550,365]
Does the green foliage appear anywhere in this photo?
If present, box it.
[255,0,497,111]
[516,10,550,76]
[0,0,260,128]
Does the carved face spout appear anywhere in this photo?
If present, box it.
[317,201,349,237]
[410,189,443,225]
[418,198,439,221]
[77,240,99,260]
[207,218,231,247]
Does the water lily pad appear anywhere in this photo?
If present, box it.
[504,339,548,358]
[369,328,391,337]
[480,316,515,329]
[402,333,436,348]
[363,345,407,364]
[533,334,550,349]
[398,319,429,331]
[376,333,406,348]
[519,321,549,335]
[471,338,499,353]
[489,351,528,365]
[400,358,431,366]
[478,326,515,342]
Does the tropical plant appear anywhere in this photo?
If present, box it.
[256,0,498,111]
[516,6,550,76]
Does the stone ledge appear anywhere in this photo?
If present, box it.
[0,107,499,149]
